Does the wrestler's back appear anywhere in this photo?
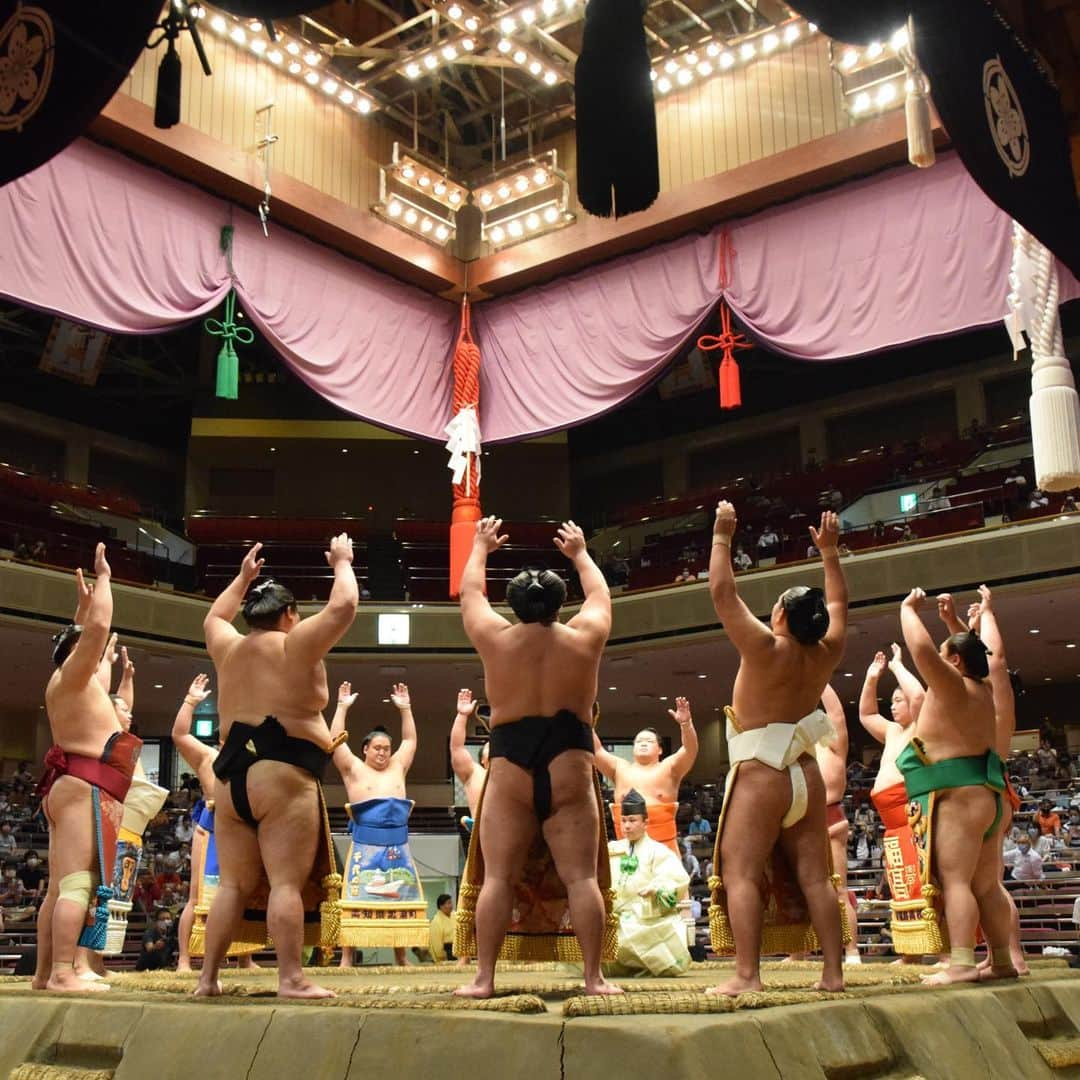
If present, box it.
[213,630,331,745]
[480,622,600,729]
[730,638,838,731]
[614,762,678,806]
[45,668,122,759]
[916,681,996,761]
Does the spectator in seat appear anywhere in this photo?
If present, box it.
[1066,809,1080,848]
[756,526,779,558]
[1036,799,1063,838]
[1004,834,1044,882]
[673,568,694,584]
[0,861,25,906]
[1029,489,1049,510]
[1064,494,1078,513]
[899,524,915,543]
[359,580,372,601]
[136,909,173,971]
[29,539,46,561]
[732,546,752,572]
[687,810,711,836]
[13,763,33,787]
[19,852,45,904]
[0,822,15,857]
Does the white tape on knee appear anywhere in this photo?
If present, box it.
[58,870,93,908]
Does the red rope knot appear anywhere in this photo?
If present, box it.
[697,302,750,410]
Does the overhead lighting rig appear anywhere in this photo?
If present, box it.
[476,149,574,250]
[650,18,814,96]
[203,5,378,116]
[830,25,910,119]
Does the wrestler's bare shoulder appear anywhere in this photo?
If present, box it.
[45,672,121,755]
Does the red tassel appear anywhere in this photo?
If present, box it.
[698,300,750,412]
[719,355,741,409]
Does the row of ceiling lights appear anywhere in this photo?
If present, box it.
[651,19,812,95]
[203,6,378,114]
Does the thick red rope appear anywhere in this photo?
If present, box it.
[450,298,482,597]
[697,232,749,409]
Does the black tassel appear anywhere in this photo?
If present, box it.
[154,40,182,129]
[574,0,660,219]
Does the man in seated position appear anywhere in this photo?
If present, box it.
[592,698,697,855]
[195,536,357,999]
[859,645,930,961]
[897,587,1015,986]
[330,681,426,965]
[455,517,620,998]
[707,504,847,996]
[607,789,691,976]
[34,549,143,993]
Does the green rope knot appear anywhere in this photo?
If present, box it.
[205,287,253,400]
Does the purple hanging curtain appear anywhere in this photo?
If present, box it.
[0,140,1076,443]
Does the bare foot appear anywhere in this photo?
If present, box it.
[1014,959,1030,977]
[978,964,1018,983]
[176,963,193,974]
[77,969,106,982]
[239,958,260,971]
[454,978,494,999]
[779,953,808,966]
[30,978,48,991]
[922,965,979,987]
[193,978,223,997]
[45,970,110,993]
[583,975,624,996]
[813,976,845,992]
[706,974,763,997]
[278,976,335,1000]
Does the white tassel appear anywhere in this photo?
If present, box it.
[901,17,935,169]
[1011,222,1080,491]
[905,77,935,169]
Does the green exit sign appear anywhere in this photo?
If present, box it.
[194,717,214,739]
[898,492,918,513]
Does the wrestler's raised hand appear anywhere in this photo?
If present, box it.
[809,511,839,554]
[902,587,926,610]
[326,532,354,567]
[966,602,982,633]
[868,651,887,678]
[669,696,691,725]
[94,542,111,578]
[74,568,93,620]
[240,542,264,582]
[888,642,902,667]
[337,681,358,709]
[121,646,135,679]
[713,501,736,539]
[977,584,994,612]
[475,516,509,553]
[187,673,212,703]
[554,520,586,559]
[390,682,411,710]
[457,688,476,716]
[936,593,957,625]
[103,632,119,666]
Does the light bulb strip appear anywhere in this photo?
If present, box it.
[831,25,910,79]
[376,191,456,246]
[473,151,562,210]
[204,5,378,115]
[482,197,574,249]
[392,145,467,211]
[404,28,570,88]
[845,74,907,117]
[651,16,813,97]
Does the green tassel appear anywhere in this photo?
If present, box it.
[216,341,239,400]
[205,286,253,400]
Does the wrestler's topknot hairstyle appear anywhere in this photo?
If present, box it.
[51,624,82,667]
[779,586,829,645]
[506,565,566,625]
[945,631,991,680]
[241,578,297,630]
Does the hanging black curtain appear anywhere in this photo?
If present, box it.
[0,2,162,188]
[790,1,1080,278]
[575,0,659,218]
[911,0,1080,280]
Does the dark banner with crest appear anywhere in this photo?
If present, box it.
[0,2,161,188]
